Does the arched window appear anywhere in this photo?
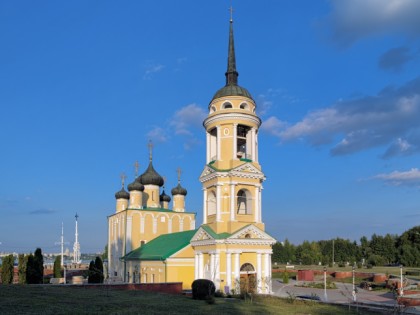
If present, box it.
[210,106,216,113]
[237,189,252,215]
[207,191,217,215]
[240,263,255,272]
[222,102,233,109]
[239,102,249,110]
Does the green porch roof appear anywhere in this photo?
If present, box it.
[122,229,197,261]
[201,225,231,239]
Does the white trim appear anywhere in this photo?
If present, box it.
[204,113,261,129]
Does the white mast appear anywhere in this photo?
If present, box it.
[72,213,81,264]
[55,223,69,266]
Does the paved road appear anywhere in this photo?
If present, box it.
[272,279,398,307]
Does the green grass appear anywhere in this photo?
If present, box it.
[0,285,379,315]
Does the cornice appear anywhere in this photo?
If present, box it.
[204,113,261,128]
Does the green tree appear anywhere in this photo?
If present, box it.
[88,256,104,283]
[26,248,44,284]
[397,226,420,267]
[53,256,62,278]
[102,244,108,261]
[1,254,14,284]
[18,254,28,284]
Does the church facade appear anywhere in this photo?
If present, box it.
[107,15,275,293]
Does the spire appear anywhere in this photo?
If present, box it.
[225,7,238,86]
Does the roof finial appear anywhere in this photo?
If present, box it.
[229,4,234,22]
[225,5,238,86]
[134,160,139,177]
[120,172,127,188]
[177,167,182,183]
[148,140,154,161]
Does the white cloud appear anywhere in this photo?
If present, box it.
[262,77,420,157]
[146,126,168,143]
[373,168,420,187]
[326,0,420,46]
[169,103,207,136]
[143,63,165,80]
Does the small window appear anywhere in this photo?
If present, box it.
[223,102,233,109]
[210,106,216,113]
[240,103,248,110]
[245,233,251,238]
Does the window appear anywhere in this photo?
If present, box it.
[239,102,248,110]
[207,191,217,215]
[210,106,216,113]
[237,189,252,215]
[222,102,233,109]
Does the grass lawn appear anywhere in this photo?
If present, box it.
[0,285,380,315]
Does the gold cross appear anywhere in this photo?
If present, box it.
[120,172,127,187]
[134,160,139,177]
[148,140,154,161]
[177,167,182,183]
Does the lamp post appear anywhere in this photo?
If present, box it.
[400,264,404,296]
[352,264,356,302]
[324,266,327,301]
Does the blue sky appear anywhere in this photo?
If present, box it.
[1,0,419,253]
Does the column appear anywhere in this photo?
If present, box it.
[140,217,145,234]
[216,184,221,221]
[215,252,220,290]
[264,253,270,293]
[257,253,262,293]
[168,218,172,233]
[206,132,211,163]
[234,252,240,293]
[251,127,256,161]
[259,187,262,224]
[254,186,260,223]
[194,253,199,279]
[233,123,237,159]
[255,131,259,162]
[210,253,215,281]
[216,125,221,160]
[226,252,232,289]
[198,253,204,279]
[203,189,207,224]
[230,183,235,221]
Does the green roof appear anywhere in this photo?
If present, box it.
[201,225,231,239]
[122,229,197,261]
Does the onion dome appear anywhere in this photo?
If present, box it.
[115,187,129,200]
[211,19,253,103]
[171,183,187,196]
[139,161,164,187]
[128,177,144,192]
[160,190,171,203]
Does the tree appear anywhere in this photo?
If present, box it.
[18,254,28,284]
[88,256,104,283]
[102,244,108,261]
[26,248,44,284]
[1,254,14,284]
[53,256,62,278]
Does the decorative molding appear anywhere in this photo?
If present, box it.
[204,113,261,129]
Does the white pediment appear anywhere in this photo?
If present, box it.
[232,163,262,175]
[199,165,216,178]
[190,227,215,242]
[228,225,276,243]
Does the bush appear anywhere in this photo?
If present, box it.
[214,290,224,298]
[191,279,215,300]
[282,272,289,284]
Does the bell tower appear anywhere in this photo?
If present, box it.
[200,16,265,234]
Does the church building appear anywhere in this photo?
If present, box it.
[107,13,276,294]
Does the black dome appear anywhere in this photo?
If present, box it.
[115,188,129,200]
[211,84,253,103]
[160,190,171,202]
[128,177,144,192]
[139,161,164,187]
[171,183,187,196]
